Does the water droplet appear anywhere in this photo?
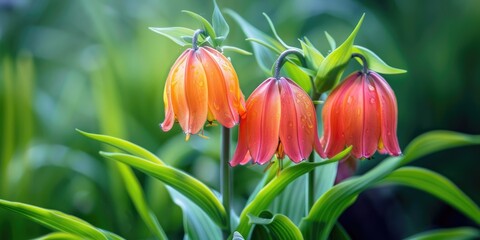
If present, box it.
[347,96,353,104]
[287,136,292,140]
[370,98,375,104]
[387,131,391,136]
[288,121,293,127]
[368,84,375,91]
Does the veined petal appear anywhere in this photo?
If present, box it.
[171,50,208,136]
[246,78,281,164]
[161,51,189,131]
[230,117,251,166]
[322,73,358,158]
[370,72,401,156]
[279,78,318,162]
[204,47,246,117]
[198,47,237,128]
[341,74,365,158]
[362,74,382,158]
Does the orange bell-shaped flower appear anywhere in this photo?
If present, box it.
[321,69,401,159]
[161,46,246,140]
[230,77,325,166]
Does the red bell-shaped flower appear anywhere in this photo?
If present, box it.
[231,77,325,166]
[321,70,401,159]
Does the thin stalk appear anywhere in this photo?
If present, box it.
[221,126,232,237]
[306,104,318,215]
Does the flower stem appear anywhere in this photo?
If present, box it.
[273,49,306,79]
[221,126,232,237]
[192,29,204,51]
[306,103,318,215]
[351,53,369,74]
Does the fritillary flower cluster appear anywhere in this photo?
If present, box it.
[159,30,401,180]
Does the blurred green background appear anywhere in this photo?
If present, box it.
[1,0,479,239]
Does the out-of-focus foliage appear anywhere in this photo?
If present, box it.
[1,0,480,239]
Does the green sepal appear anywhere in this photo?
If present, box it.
[314,14,364,94]
[352,45,406,74]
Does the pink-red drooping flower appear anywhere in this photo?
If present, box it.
[321,70,401,159]
[161,46,246,140]
[230,77,325,166]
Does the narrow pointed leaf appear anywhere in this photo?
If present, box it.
[249,211,303,240]
[315,14,364,94]
[299,38,324,69]
[0,199,120,240]
[33,232,84,240]
[263,13,290,48]
[226,9,285,74]
[99,152,227,227]
[222,46,252,55]
[234,147,351,238]
[300,131,480,240]
[77,129,163,164]
[233,232,245,240]
[212,0,229,41]
[404,227,480,240]
[380,167,480,225]
[325,32,336,51]
[352,45,406,74]
[182,10,216,42]
[149,27,196,47]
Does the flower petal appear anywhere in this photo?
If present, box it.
[322,73,358,158]
[279,78,319,162]
[246,78,281,165]
[161,50,189,132]
[204,47,246,117]
[230,117,251,166]
[198,47,237,128]
[370,71,401,155]
[360,73,381,158]
[171,50,208,136]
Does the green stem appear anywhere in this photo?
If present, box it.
[306,105,317,215]
[221,126,232,237]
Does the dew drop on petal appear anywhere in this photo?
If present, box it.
[347,96,353,104]
[370,97,375,104]
[368,84,375,91]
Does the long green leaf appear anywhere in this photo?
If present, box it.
[77,130,163,164]
[234,147,351,238]
[402,130,480,165]
[168,187,222,240]
[300,131,480,240]
[249,211,303,240]
[0,199,122,240]
[33,232,84,240]
[380,167,480,225]
[315,14,364,94]
[404,227,480,240]
[352,45,406,74]
[99,152,227,228]
[149,27,196,47]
